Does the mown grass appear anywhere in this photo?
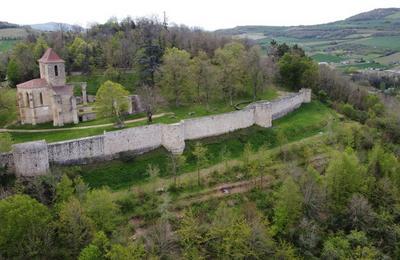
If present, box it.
[9,88,278,143]
[78,101,334,190]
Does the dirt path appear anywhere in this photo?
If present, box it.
[0,112,171,133]
[173,176,274,209]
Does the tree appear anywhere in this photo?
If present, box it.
[168,153,186,186]
[58,197,95,258]
[6,59,20,86]
[33,36,49,60]
[190,50,216,107]
[214,42,246,105]
[192,142,208,186]
[0,194,53,259]
[325,148,367,212]
[273,177,304,236]
[278,52,318,91]
[68,37,93,72]
[159,47,192,106]
[242,142,253,169]
[246,45,265,100]
[207,202,253,258]
[9,42,38,84]
[83,188,120,233]
[95,80,130,125]
[107,243,146,260]
[56,175,75,204]
[177,209,204,259]
[79,231,110,260]
[0,133,12,152]
[322,234,351,260]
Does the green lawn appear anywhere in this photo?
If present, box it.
[78,101,334,190]
[9,88,278,143]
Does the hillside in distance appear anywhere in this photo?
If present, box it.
[28,22,82,32]
[218,8,400,70]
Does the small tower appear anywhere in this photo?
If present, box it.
[38,48,66,86]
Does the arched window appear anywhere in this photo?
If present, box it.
[26,92,30,107]
[54,65,59,76]
[39,92,44,105]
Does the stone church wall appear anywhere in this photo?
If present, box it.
[3,89,311,177]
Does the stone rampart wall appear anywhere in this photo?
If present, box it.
[4,89,311,177]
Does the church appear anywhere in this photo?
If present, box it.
[16,48,79,126]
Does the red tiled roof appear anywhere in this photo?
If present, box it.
[38,48,64,63]
[16,78,49,89]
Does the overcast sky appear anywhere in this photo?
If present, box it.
[2,0,400,30]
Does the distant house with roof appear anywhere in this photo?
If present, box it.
[16,48,79,126]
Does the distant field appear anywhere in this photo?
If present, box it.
[374,52,400,65]
[311,53,347,63]
[354,36,400,51]
[0,28,28,39]
[0,40,18,53]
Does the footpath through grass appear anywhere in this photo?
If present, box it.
[78,101,335,190]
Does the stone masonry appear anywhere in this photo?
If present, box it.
[1,89,311,177]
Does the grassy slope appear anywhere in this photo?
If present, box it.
[79,101,334,190]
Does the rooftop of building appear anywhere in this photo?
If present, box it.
[38,48,64,63]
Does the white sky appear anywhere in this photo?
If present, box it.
[2,0,399,30]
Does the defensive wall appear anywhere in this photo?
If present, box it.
[0,89,311,177]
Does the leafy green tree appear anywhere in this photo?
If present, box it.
[214,42,246,105]
[159,47,192,106]
[246,45,265,100]
[242,142,253,169]
[68,37,93,72]
[190,50,216,107]
[278,52,318,91]
[273,177,304,236]
[193,142,208,186]
[177,209,204,259]
[78,231,110,260]
[0,194,53,259]
[33,36,49,60]
[322,234,351,260]
[367,144,400,180]
[56,175,74,204]
[326,148,367,212]
[6,58,20,86]
[107,242,146,260]
[95,80,129,124]
[78,244,102,260]
[84,188,120,233]
[0,132,12,152]
[220,145,232,171]
[58,197,95,258]
[207,202,253,258]
[168,153,186,186]
[9,42,38,83]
